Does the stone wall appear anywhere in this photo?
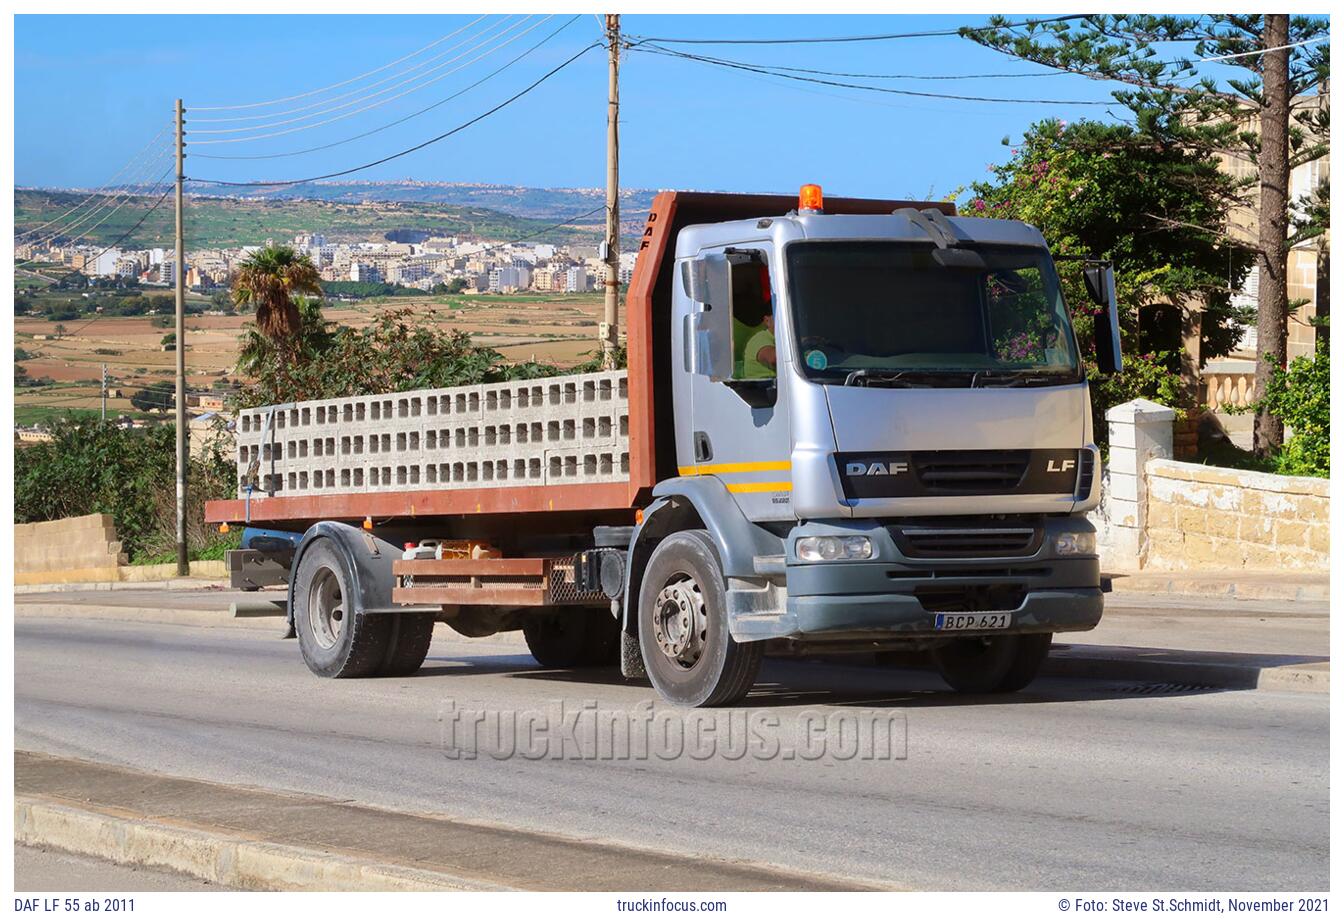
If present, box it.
[15,514,127,585]
[1144,459,1329,572]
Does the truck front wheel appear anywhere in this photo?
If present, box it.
[931,633,1053,694]
[638,530,762,708]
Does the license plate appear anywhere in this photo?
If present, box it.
[935,612,1012,631]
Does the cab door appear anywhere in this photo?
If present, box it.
[681,247,792,522]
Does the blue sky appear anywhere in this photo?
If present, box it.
[15,14,1157,200]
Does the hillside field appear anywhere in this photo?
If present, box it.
[15,292,609,426]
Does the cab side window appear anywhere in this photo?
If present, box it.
[730,257,775,380]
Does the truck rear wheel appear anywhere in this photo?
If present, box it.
[294,540,390,678]
[932,633,1053,694]
[523,607,618,668]
[638,530,761,708]
[379,613,437,677]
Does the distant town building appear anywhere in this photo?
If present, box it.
[565,266,591,293]
[350,261,383,284]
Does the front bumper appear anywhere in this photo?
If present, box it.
[733,517,1103,643]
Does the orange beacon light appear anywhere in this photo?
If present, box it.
[798,183,824,213]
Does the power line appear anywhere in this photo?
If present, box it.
[694,59,1074,81]
[17,124,171,237]
[54,185,177,340]
[187,43,600,188]
[1199,34,1328,62]
[460,205,604,258]
[626,15,1087,45]
[19,149,172,250]
[193,16,582,161]
[189,16,542,139]
[191,15,498,123]
[33,164,173,254]
[17,164,173,267]
[191,17,490,111]
[636,45,1111,105]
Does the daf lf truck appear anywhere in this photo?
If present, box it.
[208,186,1122,707]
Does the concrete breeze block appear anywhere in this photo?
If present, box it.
[236,371,631,498]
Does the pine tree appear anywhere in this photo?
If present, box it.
[965,14,1329,456]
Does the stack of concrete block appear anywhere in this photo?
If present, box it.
[234,370,630,498]
[15,513,128,585]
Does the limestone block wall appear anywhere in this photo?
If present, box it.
[1143,459,1330,572]
[234,370,630,499]
[14,513,128,585]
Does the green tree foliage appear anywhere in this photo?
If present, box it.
[233,302,572,409]
[14,419,237,560]
[968,119,1255,439]
[1253,341,1329,476]
[322,280,425,299]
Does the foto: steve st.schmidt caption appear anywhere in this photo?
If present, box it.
[1059,897,1327,914]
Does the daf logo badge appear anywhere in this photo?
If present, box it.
[1047,458,1076,473]
[846,461,909,476]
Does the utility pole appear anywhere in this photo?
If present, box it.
[101,363,107,422]
[174,99,188,576]
[601,13,621,368]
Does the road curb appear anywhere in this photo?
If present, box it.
[16,578,228,594]
[13,603,265,630]
[1106,573,1329,603]
[14,797,506,892]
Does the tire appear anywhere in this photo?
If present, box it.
[523,607,617,668]
[379,613,437,677]
[995,632,1053,692]
[293,540,390,678]
[638,530,762,708]
[931,633,1053,694]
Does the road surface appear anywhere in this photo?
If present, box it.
[13,607,1328,890]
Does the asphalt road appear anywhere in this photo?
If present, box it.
[14,612,1328,890]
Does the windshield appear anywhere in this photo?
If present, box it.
[786,241,1081,384]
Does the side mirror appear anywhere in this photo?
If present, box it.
[680,255,733,381]
[1086,262,1122,375]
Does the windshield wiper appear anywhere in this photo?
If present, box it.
[840,369,968,388]
[971,369,1079,388]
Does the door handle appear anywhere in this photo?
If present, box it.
[693,431,713,463]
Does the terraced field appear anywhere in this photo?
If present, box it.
[15,292,607,426]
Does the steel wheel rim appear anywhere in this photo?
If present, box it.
[652,573,708,670]
[308,566,345,650]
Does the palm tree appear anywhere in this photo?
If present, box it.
[230,245,322,344]
[237,296,334,378]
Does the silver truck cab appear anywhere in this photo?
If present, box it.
[626,199,1119,705]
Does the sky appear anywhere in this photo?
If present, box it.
[13,13,1228,202]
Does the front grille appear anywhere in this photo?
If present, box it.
[910,450,1030,494]
[901,527,1037,558]
[889,518,1044,559]
[914,584,1027,613]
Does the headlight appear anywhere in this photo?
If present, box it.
[796,535,873,562]
[1054,531,1097,556]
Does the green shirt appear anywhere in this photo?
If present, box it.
[741,326,776,379]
